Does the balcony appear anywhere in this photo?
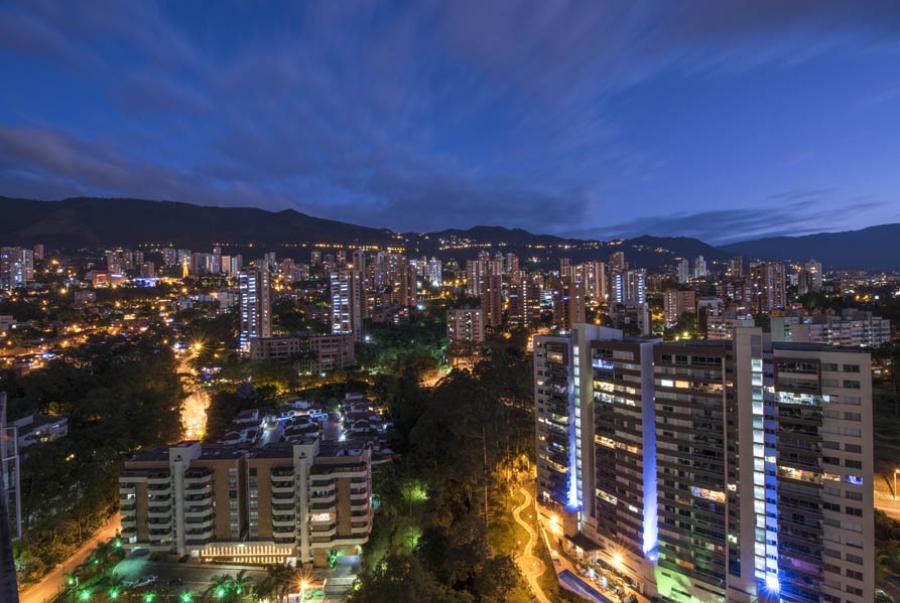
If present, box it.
[121,518,136,528]
[311,492,336,505]
[271,481,295,494]
[184,491,212,507]
[183,468,212,485]
[184,483,213,496]
[272,515,296,528]
[271,466,294,478]
[148,485,171,497]
[184,526,214,540]
[147,474,171,485]
[148,508,172,519]
[185,515,214,529]
[272,524,296,536]
[184,506,212,518]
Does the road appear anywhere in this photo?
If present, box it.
[114,559,268,594]
[512,486,551,603]
[19,513,121,603]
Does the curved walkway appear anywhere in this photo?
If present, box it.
[513,486,551,603]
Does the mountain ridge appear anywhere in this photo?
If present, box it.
[1,196,897,270]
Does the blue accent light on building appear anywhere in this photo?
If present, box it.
[566,377,581,511]
[765,573,780,594]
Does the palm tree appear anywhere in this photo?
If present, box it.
[260,563,300,603]
[204,573,234,601]
[231,569,255,601]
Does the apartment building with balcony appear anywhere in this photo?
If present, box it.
[533,325,874,603]
[119,437,372,567]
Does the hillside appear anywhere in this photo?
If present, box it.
[0,196,394,248]
[722,224,900,270]
[1,196,896,270]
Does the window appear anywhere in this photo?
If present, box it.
[845,506,862,517]
[843,364,860,373]
[842,380,860,389]
[845,569,863,581]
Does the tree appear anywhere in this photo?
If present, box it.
[204,574,234,601]
[258,563,300,603]
[348,554,471,603]
[471,556,520,602]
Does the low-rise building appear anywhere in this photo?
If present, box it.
[249,334,355,372]
[13,414,68,449]
[446,308,485,344]
[119,438,372,567]
[771,309,891,348]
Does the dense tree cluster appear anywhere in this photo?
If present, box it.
[351,337,535,602]
[1,333,183,582]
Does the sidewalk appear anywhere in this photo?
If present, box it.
[19,513,121,603]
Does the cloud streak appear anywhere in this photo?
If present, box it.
[0,1,899,236]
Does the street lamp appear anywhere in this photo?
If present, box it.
[299,579,310,602]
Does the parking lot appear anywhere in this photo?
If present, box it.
[112,552,358,599]
[114,556,269,593]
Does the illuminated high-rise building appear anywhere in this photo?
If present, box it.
[0,247,31,291]
[534,326,874,603]
[580,260,606,302]
[239,267,271,352]
[676,258,691,284]
[330,268,363,341]
[481,272,503,329]
[749,261,787,313]
[693,255,708,278]
[612,268,646,305]
[798,259,823,295]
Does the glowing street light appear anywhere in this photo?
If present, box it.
[299,579,310,602]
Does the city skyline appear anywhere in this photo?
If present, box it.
[2,2,900,242]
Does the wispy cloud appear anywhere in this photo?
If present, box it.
[579,196,886,244]
[0,1,899,233]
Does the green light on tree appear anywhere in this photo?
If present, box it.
[78,590,91,602]
[180,592,193,603]
[109,588,120,600]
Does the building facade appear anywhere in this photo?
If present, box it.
[447,308,486,344]
[239,267,272,352]
[533,325,874,603]
[119,439,372,567]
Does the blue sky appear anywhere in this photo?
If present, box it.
[1,1,899,243]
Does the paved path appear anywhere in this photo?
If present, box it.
[513,486,551,603]
[19,513,121,603]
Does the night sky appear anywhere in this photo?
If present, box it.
[2,1,900,243]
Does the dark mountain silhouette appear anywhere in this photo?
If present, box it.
[721,224,900,270]
[0,196,394,248]
[1,196,895,270]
